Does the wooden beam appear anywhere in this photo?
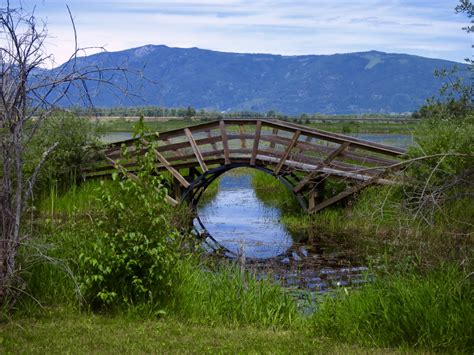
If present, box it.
[184,128,208,172]
[219,120,231,165]
[309,173,382,213]
[151,148,190,188]
[141,138,190,188]
[250,120,262,165]
[274,130,301,175]
[104,155,178,207]
[294,142,350,193]
[239,124,247,148]
[206,130,218,152]
[161,135,184,157]
[269,127,278,149]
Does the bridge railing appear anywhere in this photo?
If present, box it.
[85,119,405,181]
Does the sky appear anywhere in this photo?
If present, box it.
[7,0,472,67]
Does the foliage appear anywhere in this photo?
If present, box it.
[251,170,300,212]
[25,111,103,192]
[168,261,298,328]
[79,119,183,309]
[312,265,474,352]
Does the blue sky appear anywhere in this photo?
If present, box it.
[10,0,472,66]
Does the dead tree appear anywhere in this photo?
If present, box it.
[0,2,138,307]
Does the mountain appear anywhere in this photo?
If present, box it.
[56,45,468,115]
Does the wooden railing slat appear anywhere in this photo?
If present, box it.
[250,120,262,165]
[184,128,208,172]
[219,120,231,165]
[274,130,301,174]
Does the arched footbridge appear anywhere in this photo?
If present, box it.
[84,119,406,213]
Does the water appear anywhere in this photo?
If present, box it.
[198,174,292,259]
[351,133,414,149]
[197,171,373,296]
[100,132,133,144]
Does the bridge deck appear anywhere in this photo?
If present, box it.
[84,119,406,212]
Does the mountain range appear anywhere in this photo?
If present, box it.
[57,44,468,115]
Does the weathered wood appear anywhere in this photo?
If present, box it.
[148,144,190,188]
[257,155,396,185]
[239,124,247,148]
[274,130,301,174]
[309,173,384,213]
[219,120,231,165]
[260,119,405,156]
[250,120,262,165]
[184,128,208,172]
[269,127,278,149]
[206,130,219,152]
[86,118,406,214]
[294,142,350,192]
[103,155,178,206]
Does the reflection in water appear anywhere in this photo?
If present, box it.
[196,171,374,298]
[197,174,293,258]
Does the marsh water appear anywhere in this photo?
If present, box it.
[196,171,373,296]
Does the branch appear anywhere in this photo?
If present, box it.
[23,142,59,206]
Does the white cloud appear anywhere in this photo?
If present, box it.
[9,0,470,65]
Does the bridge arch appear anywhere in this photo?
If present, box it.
[180,163,308,211]
[86,119,405,216]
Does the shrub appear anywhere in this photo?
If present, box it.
[79,121,184,309]
[25,111,102,192]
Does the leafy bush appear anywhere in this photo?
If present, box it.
[79,122,184,309]
[25,111,102,192]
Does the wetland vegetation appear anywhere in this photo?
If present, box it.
[1,2,473,352]
[1,105,472,353]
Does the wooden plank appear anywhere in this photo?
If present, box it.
[206,130,219,152]
[163,136,184,157]
[141,137,190,188]
[310,173,383,213]
[184,127,208,172]
[260,119,405,156]
[219,120,231,165]
[104,155,178,206]
[239,124,247,148]
[151,148,190,188]
[269,127,278,149]
[274,130,301,174]
[294,142,350,193]
[250,120,262,165]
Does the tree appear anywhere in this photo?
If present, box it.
[0,2,134,307]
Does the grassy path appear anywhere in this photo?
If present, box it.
[0,312,399,354]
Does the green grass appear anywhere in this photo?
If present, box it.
[0,311,390,354]
[251,170,301,213]
[168,261,298,328]
[12,160,473,353]
[312,265,474,352]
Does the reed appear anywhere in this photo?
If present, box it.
[312,265,474,352]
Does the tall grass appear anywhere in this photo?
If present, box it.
[168,260,298,328]
[312,265,474,352]
[251,170,300,212]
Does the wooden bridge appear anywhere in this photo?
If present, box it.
[84,119,406,213]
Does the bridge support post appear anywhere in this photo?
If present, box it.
[307,177,325,212]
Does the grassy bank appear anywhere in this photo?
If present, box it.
[0,311,374,354]
[8,177,470,352]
